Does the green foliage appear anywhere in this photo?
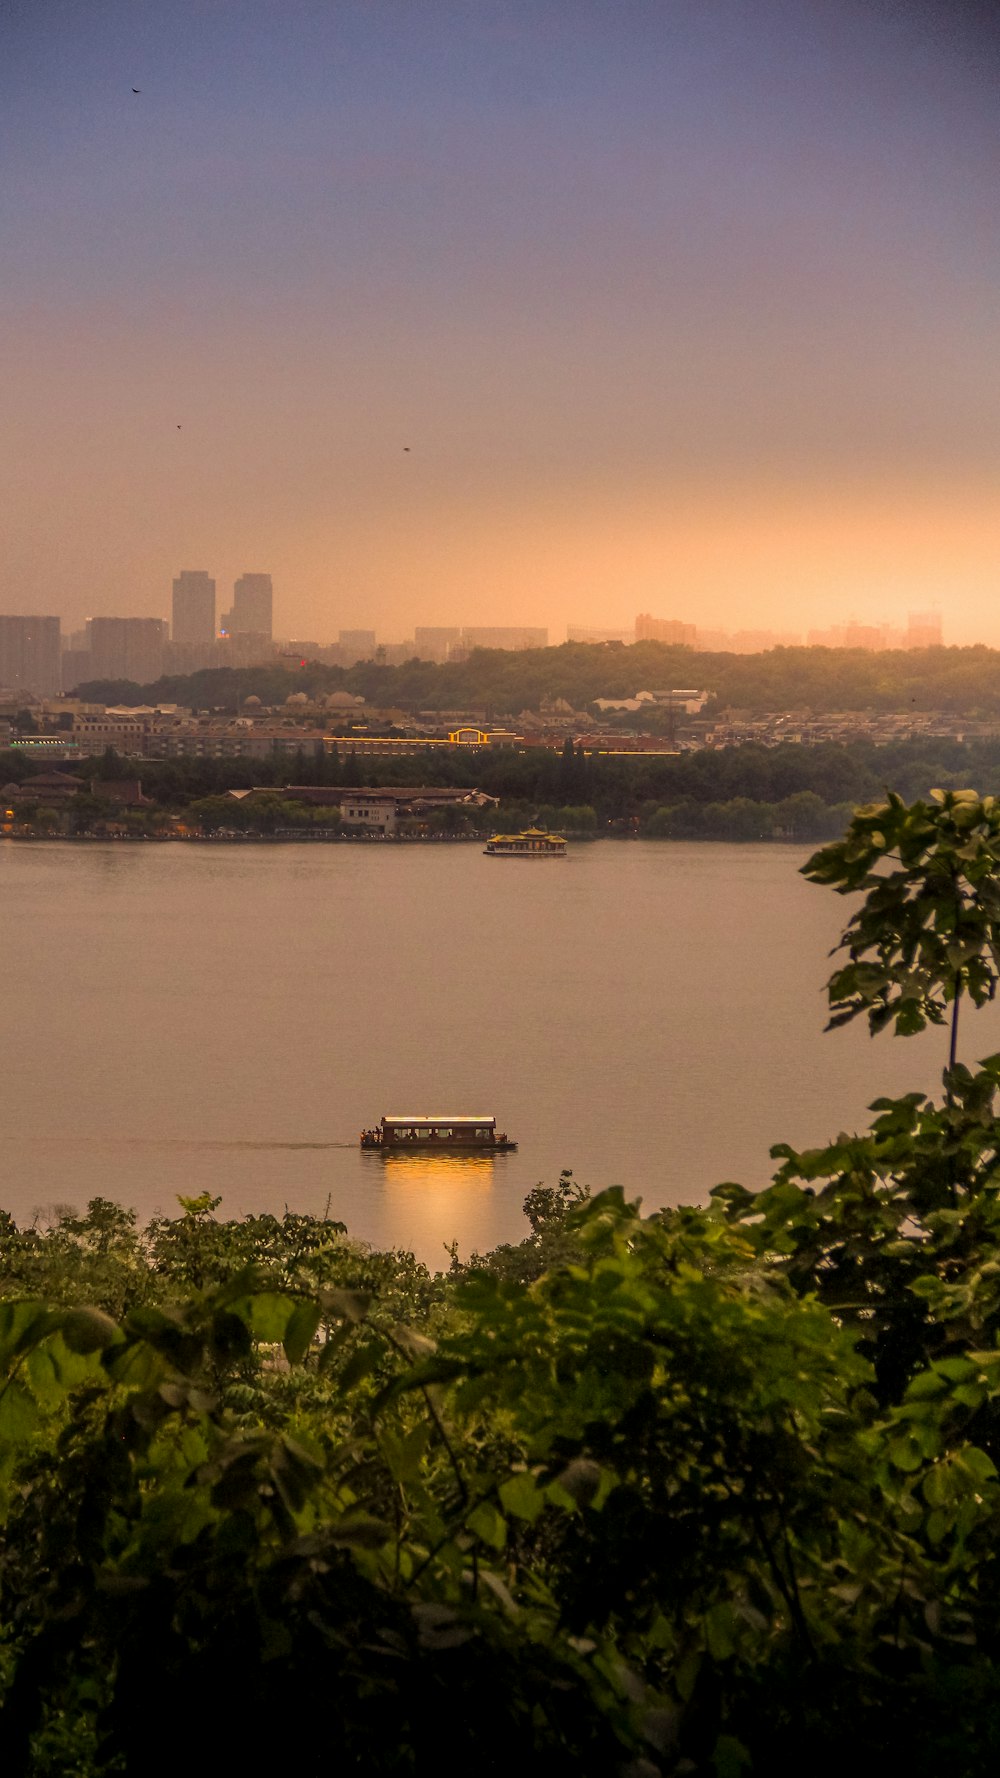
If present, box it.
[455,1170,591,1284]
[68,639,1000,720]
[9,1175,1000,1771]
[556,803,597,831]
[805,788,1000,1056]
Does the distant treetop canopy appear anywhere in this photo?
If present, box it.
[69,640,997,719]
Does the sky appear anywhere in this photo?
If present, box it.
[2,0,998,645]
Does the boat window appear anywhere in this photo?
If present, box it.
[437,1127,453,1137]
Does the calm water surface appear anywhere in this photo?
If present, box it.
[2,840,991,1266]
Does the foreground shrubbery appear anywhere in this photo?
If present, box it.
[9,790,1000,1772]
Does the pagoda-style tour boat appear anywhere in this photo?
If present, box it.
[360,1116,516,1152]
[483,827,567,858]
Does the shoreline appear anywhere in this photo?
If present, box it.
[0,830,815,847]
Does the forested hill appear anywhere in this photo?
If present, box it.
[73,640,1000,717]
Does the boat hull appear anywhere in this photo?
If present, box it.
[362,1135,516,1152]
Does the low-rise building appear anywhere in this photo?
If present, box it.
[10,770,82,802]
[339,795,398,834]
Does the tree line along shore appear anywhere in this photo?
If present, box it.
[6,733,1000,843]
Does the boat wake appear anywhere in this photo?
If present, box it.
[5,1136,356,1152]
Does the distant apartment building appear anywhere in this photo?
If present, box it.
[222,572,273,639]
[844,623,887,651]
[86,618,168,684]
[808,623,887,651]
[171,570,216,647]
[0,615,61,696]
[806,615,943,652]
[71,711,147,754]
[214,633,278,669]
[459,627,548,652]
[905,611,943,649]
[338,629,377,665]
[143,724,328,761]
[730,629,801,652]
[414,626,461,662]
[62,650,93,692]
[635,614,698,646]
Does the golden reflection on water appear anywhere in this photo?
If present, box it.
[366,1151,503,1258]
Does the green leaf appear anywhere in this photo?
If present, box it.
[499,1472,544,1524]
[25,1344,71,1407]
[467,1500,507,1550]
[888,1435,924,1473]
[0,1378,40,1443]
[326,1513,389,1548]
[282,1299,321,1366]
[704,1602,737,1661]
[245,1292,295,1344]
[962,1445,997,1486]
[338,1340,383,1392]
[714,1736,752,1778]
[923,1463,958,1508]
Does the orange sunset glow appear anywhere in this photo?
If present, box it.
[3,0,998,643]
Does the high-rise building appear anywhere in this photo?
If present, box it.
[0,615,61,696]
[414,626,461,662]
[87,618,168,684]
[172,570,216,647]
[906,611,943,649]
[62,650,93,692]
[228,572,273,638]
[215,633,278,669]
[635,614,698,646]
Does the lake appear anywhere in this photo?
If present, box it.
[0,839,988,1266]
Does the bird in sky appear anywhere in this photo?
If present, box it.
[176,424,182,429]
[403,446,410,452]
[132,87,141,93]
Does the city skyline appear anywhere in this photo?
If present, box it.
[0,594,955,702]
[0,558,954,656]
[3,2,998,642]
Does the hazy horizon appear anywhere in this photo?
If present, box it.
[3,1,998,643]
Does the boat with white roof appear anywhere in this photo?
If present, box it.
[360,1115,516,1152]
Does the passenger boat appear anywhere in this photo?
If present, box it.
[483,827,567,857]
[360,1115,516,1152]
